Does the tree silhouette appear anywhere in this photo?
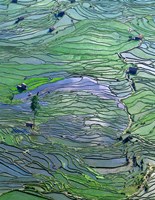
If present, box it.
[8,89,14,104]
[30,95,40,124]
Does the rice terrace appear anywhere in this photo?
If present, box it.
[0,0,155,199]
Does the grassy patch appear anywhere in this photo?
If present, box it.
[0,191,46,200]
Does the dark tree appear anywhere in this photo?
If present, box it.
[8,89,14,103]
[30,95,40,124]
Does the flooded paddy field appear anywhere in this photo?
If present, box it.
[0,0,155,199]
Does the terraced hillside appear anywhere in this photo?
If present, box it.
[0,0,155,200]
